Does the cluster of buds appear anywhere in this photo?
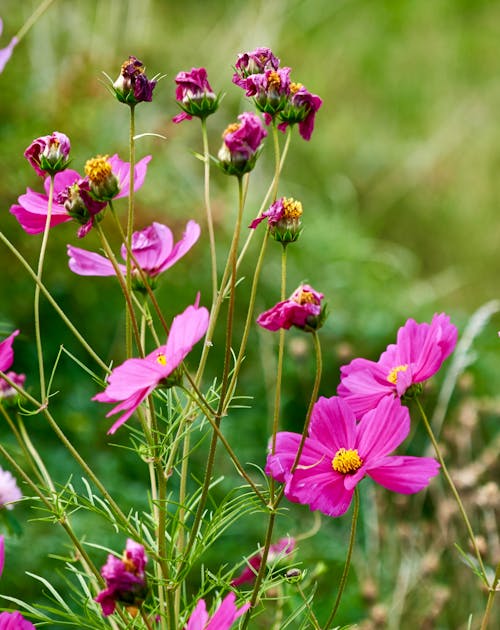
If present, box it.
[250,196,303,244]
[112,55,156,105]
[24,131,71,177]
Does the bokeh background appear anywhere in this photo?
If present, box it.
[0,0,499,628]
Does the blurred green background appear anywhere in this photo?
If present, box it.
[0,0,499,628]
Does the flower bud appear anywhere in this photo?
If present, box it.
[232,47,280,87]
[278,82,323,141]
[24,132,71,177]
[257,284,327,333]
[217,112,267,177]
[84,155,120,201]
[112,56,156,105]
[285,568,303,583]
[56,179,106,238]
[244,67,291,118]
[249,196,303,244]
[172,67,219,123]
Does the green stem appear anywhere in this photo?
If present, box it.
[480,561,500,630]
[0,231,108,372]
[34,174,55,402]
[416,398,488,584]
[125,104,136,357]
[201,117,218,305]
[323,487,360,629]
[15,0,56,42]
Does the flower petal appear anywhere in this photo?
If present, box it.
[356,397,410,462]
[67,245,120,276]
[164,300,209,371]
[308,396,357,451]
[158,220,201,273]
[367,456,440,493]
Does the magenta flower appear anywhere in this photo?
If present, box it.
[185,592,250,630]
[112,55,156,105]
[0,18,18,74]
[0,330,25,402]
[249,196,303,243]
[0,535,4,578]
[68,220,200,287]
[10,154,151,238]
[244,67,291,117]
[24,131,71,177]
[0,611,36,629]
[95,539,148,616]
[337,313,458,418]
[231,537,295,586]
[257,284,325,332]
[278,83,323,141]
[0,466,22,510]
[94,298,209,434]
[232,47,280,87]
[217,112,267,177]
[173,67,218,123]
[266,396,440,518]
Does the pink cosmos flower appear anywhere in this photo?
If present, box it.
[231,537,295,586]
[0,466,22,509]
[0,18,18,74]
[278,84,323,141]
[95,539,147,616]
[24,131,71,177]
[10,154,151,238]
[67,220,200,284]
[233,47,280,87]
[185,592,250,630]
[94,298,209,434]
[257,284,325,332]
[337,313,458,418]
[0,611,36,629]
[173,67,218,123]
[266,396,440,518]
[113,55,156,105]
[218,112,267,177]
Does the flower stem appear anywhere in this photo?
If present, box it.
[416,398,488,584]
[201,117,218,305]
[480,561,500,630]
[15,0,55,42]
[323,487,360,629]
[34,174,55,403]
[125,104,136,358]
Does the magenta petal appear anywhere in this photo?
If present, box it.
[10,190,71,234]
[367,456,440,493]
[111,154,152,199]
[158,220,201,273]
[0,535,4,577]
[95,358,165,401]
[308,396,357,451]
[164,301,209,370]
[288,468,354,517]
[0,330,19,372]
[356,397,410,462]
[67,245,120,276]
[206,593,251,629]
[0,35,17,74]
[185,598,209,630]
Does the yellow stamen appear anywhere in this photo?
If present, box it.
[290,82,303,94]
[122,554,137,573]
[222,122,240,138]
[156,353,167,366]
[292,288,318,306]
[267,70,281,90]
[332,448,363,474]
[387,364,409,384]
[282,197,303,220]
[84,155,112,185]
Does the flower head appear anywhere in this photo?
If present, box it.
[217,112,267,177]
[24,132,71,177]
[266,396,440,518]
[112,55,156,105]
[243,67,291,118]
[95,539,148,616]
[0,467,22,510]
[249,196,303,243]
[231,537,295,586]
[232,47,280,87]
[337,313,458,418]
[173,67,219,123]
[10,155,151,238]
[278,83,323,141]
[257,284,326,332]
[0,611,36,629]
[68,220,200,290]
[0,18,18,74]
[185,592,250,630]
[93,298,209,434]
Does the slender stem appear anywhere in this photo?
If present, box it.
[125,104,136,357]
[34,174,55,402]
[0,231,108,372]
[271,120,281,202]
[296,583,321,630]
[480,561,500,630]
[15,0,56,42]
[416,398,488,584]
[323,487,360,629]
[201,117,218,305]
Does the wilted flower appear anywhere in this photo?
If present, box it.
[172,67,219,123]
[95,539,148,616]
[243,67,291,118]
[249,196,303,243]
[257,284,326,332]
[337,313,458,418]
[266,396,440,518]
[10,155,151,238]
[0,18,18,74]
[185,592,250,630]
[278,82,323,141]
[0,611,36,629]
[112,55,156,105]
[232,47,280,87]
[94,298,209,434]
[217,112,267,177]
[0,467,22,510]
[231,537,295,586]
[24,131,71,177]
[68,220,200,291]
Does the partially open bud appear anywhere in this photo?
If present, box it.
[112,56,156,105]
[84,155,120,201]
[56,179,106,238]
[244,67,291,118]
[232,47,280,87]
[172,67,220,123]
[217,112,267,177]
[278,82,323,141]
[257,284,327,333]
[249,196,303,244]
[24,132,71,177]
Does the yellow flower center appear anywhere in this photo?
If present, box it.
[156,352,167,366]
[387,364,409,384]
[290,82,303,94]
[292,288,318,306]
[122,555,137,573]
[282,197,303,220]
[84,155,112,185]
[267,70,281,90]
[332,448,363,474]
[222,122,241,138]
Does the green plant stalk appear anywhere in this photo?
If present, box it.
[480,561,500,630]
[15,0,56,41]
[323,487,360,629]
[125,104,136,358]
[201,117,218,305]
[34,174,55,402]
[416,398,488,584]
[296,582,321,630]
[0,231,108,372]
